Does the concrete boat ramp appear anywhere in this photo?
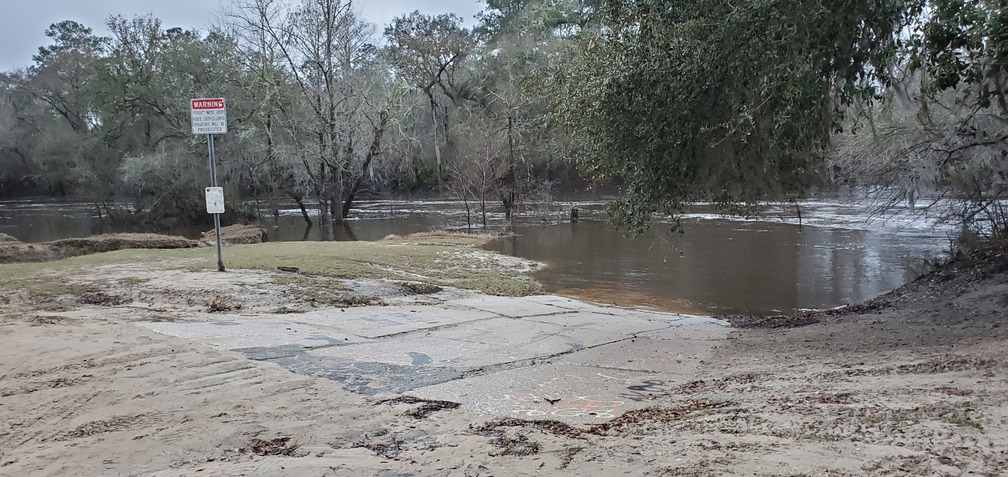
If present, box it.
[140,290,729,424]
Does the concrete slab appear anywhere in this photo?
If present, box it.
[527,311,671,335]
[553,337,712,374]
[307,335,512,369]
[441,295,574,318]
[140,318,366,350]
[282,305,499,338]
[523,295,620,315]
[270,353,463,396]
[625,309,712,323]
[435,317,627,351]
[308,317,643,373]
[138,292,729,422]
[408,364,690,425]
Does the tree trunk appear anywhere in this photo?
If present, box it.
[427,91,442,184]
[481,191,487,230]
[463,196,472,233]
[266,111,280,226]
[342,112,388,218]
[291,193,312,226]
[331,171,344,224]
[503,114,516,220]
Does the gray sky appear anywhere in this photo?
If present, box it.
[0,0,483,71]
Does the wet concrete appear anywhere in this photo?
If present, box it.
[140,291,729,424]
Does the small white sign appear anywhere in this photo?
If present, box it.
[205,187,225,214]
[190,98,227,135]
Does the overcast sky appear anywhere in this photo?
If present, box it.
[0,0,483,71]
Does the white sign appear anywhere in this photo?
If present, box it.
[190,98,227,135]
[205,187,225,214]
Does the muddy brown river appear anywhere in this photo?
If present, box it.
[0,198,949,315]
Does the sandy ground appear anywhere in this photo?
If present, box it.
[1,250,1006,476]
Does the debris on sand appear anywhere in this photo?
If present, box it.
[376,396,461,419]
[244,436,299,456]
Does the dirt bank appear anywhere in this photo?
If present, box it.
[0,225,268,264]
[199,224,269,246]
[0,244,1004,476]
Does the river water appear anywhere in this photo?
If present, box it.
[0,197,950,315]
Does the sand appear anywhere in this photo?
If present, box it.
[1,250,1005,476]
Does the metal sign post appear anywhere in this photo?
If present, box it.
[191,98,228,272]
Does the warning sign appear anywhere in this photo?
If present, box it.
[190,98,227,134]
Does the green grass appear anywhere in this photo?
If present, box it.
[0,235,542,299]
[213,238,540,296]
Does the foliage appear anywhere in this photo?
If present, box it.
[386,11,474,102]
[906,0,1008,107]
[831,0,1008,247]
[552,0,911,231]
[1,1,598,223]
[385,11,476,182]
[7,0,1001,244]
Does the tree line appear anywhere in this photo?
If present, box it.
[1,0,1004,245]
[0,0,592,228]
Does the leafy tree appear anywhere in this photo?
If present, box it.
[230,0,396,225]
[10,21,108,196]
[479,0,600,37]
[31,21,105,135]
[907,0,1008,108]
[88,16,254,223]
[832,0,1008,246]
[553,0,911,231]
[0,72,44,195]
[474,0,598,218]
[386,12,476,180]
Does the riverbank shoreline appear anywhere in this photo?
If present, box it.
[0,225,271,264]
[0,240,1005,475]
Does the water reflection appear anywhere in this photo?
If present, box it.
[264,214,452,242]
[0,198,202,241]
[484,220,941,316]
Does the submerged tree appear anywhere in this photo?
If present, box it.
[471,0,588,219]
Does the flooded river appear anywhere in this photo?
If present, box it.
[0,197,949,315]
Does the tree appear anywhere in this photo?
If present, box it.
[30,21,105,135]
[12,21,108,196]
[473,0,598,219]
[386,12,476,182]
[230,0,394,226]
[0,72,42,196]
[448,106,509,230]
[831,0,1008,246]
[479,0,600,38]
[92,16,252,223]
[552,0,911,231]
[226,0,314,225]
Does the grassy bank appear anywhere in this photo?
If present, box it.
[0,234,542,305]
